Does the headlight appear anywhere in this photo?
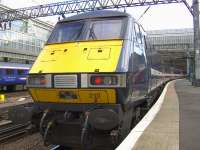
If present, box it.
[83,74,126,88]
[26,74,52,88]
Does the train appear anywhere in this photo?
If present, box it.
[0,62,31,91]
[26,10,180,149]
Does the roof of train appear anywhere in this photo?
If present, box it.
[0,62,32,69]
[59,10,130,23]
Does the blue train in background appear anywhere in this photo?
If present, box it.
[0,62,31,91]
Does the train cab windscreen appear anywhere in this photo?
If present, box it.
[87,19,123,40]
[47,18,125,44]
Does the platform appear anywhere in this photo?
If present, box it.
[117,79,200,150]
[0,96,32,113]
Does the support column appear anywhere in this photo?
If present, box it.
[187,51,193,81]
[187,52,190,75]
[193,0,200,86]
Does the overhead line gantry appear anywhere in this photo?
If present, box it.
[0,0,193,23]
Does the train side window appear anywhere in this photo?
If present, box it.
[6,69,14,75]
[139,25,146,45]
[133,24,138,42]
[134,23,142,44]
[133,47,146,71]
[24,70,29,74]
[17,69,25,75]
[131,21,136,42]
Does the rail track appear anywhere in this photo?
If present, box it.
[0,110,8,120]
[51,145,72,150]
[0,120,12,128]
[0,122,30,143]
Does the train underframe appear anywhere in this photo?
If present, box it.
[29,84,164,149]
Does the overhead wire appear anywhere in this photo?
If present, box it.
[137,6,151,22]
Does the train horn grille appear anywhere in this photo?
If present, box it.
[54,75,77,88]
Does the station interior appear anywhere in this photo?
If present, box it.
[0,0,199,150]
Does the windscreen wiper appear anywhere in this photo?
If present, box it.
[89,25,97,40]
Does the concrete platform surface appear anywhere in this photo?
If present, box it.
[132,79,200,150]
[0,97,33,113]
[133,80,179,150]
[176,80,200,150]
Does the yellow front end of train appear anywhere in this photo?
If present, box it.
[28,40,123,104]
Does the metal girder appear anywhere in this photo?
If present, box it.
[182,0,193,15]
[0,0,185,22]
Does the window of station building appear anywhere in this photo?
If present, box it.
[35,26,51,41]
[6,69,14,75]
[25,44,28,51]
[0,57,4,62]
[3,40,10,49]
[29,60,35,64]
[7,41,12,49]
[19,43,23,49]
[11,21,28,33]
[0,39,3,48]
[31,45,35,51]
[39,40,43,47]
[37,47,41,53]
[36,39,40,47]
[0,31,4,39]
[28,37,33,46]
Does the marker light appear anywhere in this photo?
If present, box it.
[40,77,46,85]
[91,76,118,86]
[94,76,103,85]
[88,74,126,88]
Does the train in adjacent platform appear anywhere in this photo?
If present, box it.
[0,62,31,91]
[26,10,181,149]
